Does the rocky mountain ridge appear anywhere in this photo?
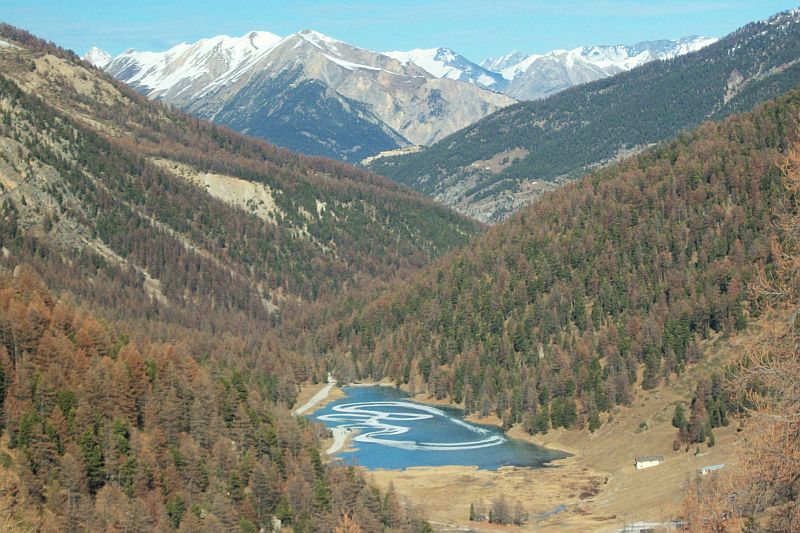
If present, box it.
[490,36,717,100]
[99,30,514,162]
[91,30,714,163]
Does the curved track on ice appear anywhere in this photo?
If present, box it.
[317,401,506,451]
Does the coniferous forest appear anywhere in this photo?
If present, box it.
[0,24,450,532]
[0,267,428,532]
[296,89,799,436]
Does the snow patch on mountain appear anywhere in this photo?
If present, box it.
[480,50,529,73]
[298,29,345,50]
[322,53,382,72]
[385,48,457,78]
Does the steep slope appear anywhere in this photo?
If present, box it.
[0,24,480,330]
[497,36,715,101]
[680,145,800,530]
[302,86,800,443]
[384,47,507,90]
[370,9,800,222]
[104,30,515,162]
[0,268,430,532]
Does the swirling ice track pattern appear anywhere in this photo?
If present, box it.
[317,401,506,451]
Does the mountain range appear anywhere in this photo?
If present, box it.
[370,9,800,222]
[97,30,514,162]
[484,36,716,100]
[89,31,713,163]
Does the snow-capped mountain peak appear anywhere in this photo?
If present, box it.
[494,35,717,100]
[480,50,528,73]
[383,47,506,89]
[104,31,283,100]
[296,29,344,48]
[102,29,514,160]
[83,46,112,68]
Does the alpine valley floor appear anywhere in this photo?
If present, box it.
[357,331,747,532]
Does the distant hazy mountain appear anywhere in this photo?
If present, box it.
[381,38,715,100]
[102,31,514,162]
[369,10,800,222]
[479,50,529,73]
[485,36,716,100]
[384,47,507,90]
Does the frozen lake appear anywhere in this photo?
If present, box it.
[312,385,568,470]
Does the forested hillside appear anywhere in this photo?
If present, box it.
[369,9,800,222]
[681,143,800,532]
[0,267,429,532]
[300,87,800,436]
[0,25,466,533]
[0,24,478,330]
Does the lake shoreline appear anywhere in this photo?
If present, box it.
[311,384,566,471]
[298,379,578,465]
[345,381,580,457]
[362,346,744,532]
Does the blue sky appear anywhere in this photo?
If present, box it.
[1,1,797,61]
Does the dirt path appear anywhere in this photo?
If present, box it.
[292,374,336,416]
[326,427,350,455]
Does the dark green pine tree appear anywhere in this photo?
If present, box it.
[672,403,688,432]
[588,408,602,432]
[78,426,106,494]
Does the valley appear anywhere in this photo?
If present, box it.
[305,328,745,531]
[0,5,798,532]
